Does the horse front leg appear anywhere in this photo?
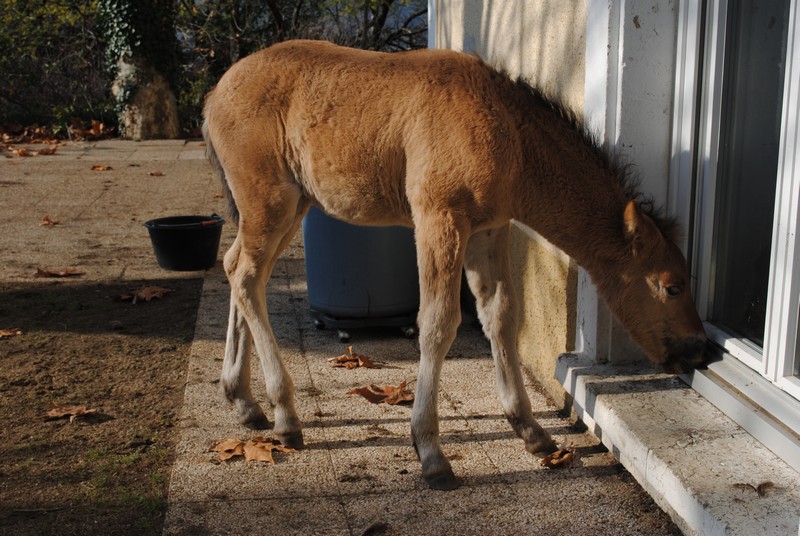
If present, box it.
[464,226,558,456]
[411,214,467,490]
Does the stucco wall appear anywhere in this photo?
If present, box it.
[509,227,578,406]
[432,0,585,109]
[432,1,586,403]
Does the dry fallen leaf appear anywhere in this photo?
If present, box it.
[40,215,60,226]
[756,481,776,496]
[71,119,106,140]
[347,380,415,405]
[114,286,173,304]
[8,145,58,157]
[44,404,99,422]
[91,164,112,171]
[328,346,380,369]
[540,447,575,469]
[37,145,58,156]
[210,438,245,461]
[209,436,297,464]
[35,267,84,278]
[733,481,775,497]
[0,328,22,338]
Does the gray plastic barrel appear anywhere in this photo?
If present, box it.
[302,206,419,338]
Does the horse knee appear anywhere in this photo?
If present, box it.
[417,303,461,351]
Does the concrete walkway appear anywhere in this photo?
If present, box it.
[65,139,682,536]
[163,235,680,536]
[6,139,771,535]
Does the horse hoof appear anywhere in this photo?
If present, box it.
[242,413,272,430]
[277,430,305,450]
[425,470,461,491]
[526,440,559,458]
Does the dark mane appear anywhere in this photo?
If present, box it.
[511,76,680,243]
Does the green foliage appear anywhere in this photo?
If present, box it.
[99,0,181,88]
[1,0,427,132]
[99,0,182,127]
[0,0,113,126]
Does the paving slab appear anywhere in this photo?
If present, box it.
[165,223,682,535]
[557,355,800,536]
[2,140,684,535]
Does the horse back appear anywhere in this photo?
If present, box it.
[204,40,521,229]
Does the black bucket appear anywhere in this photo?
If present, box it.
[144,215,224,271]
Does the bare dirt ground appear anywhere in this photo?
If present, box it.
[0,139,220,535]
[0,277,202,535]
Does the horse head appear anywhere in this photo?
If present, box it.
[607,200,708,373]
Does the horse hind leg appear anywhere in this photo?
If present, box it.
[464,226,558,456]
[220,238,269,429]
[222,188,309,449]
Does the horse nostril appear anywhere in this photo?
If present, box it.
[692,337,710,367]
[662,335,709,374]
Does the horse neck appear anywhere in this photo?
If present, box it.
[512,127,631,284]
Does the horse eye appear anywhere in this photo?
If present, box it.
[665,285,683,298]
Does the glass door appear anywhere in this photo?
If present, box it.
[695,0,800,398]
[708,0,789,350]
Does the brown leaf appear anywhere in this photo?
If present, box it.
[148,170,164,177]
[733,481,776,497]
[209,436,297,463]
[328,346,380,369]
[209,438,244,461]
[540,448,575,469]
[91,164,112,171]
[244,436,297,463]
[756,481,775,497]
[35,267,84,278]
[0,328,22,338]
[44,404,99,422]
[7,144,58,157]
[40,215,60,226]
[114,286,173,304]
[71,119,106,140]
[243,440,276,463]
[347,380,414,405]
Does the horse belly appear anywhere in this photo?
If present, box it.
[287,125,412,227]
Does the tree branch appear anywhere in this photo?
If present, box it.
[265,0,286,41]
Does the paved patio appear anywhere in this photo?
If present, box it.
[2,139,719,535]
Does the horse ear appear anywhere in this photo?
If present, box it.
[623,200,660,255]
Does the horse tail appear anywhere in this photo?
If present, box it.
[203,120,240,225]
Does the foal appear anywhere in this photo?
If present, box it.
[203,40,707,490]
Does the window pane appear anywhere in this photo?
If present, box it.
[710,0,790,348]
[795,306,800,376]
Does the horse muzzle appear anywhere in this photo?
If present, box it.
[661,333,709,374]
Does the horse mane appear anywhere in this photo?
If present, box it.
[510,75,681,243]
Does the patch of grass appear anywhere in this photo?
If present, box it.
[120,488,166,511]
[86,448,106,462]
[117,453,140,465]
